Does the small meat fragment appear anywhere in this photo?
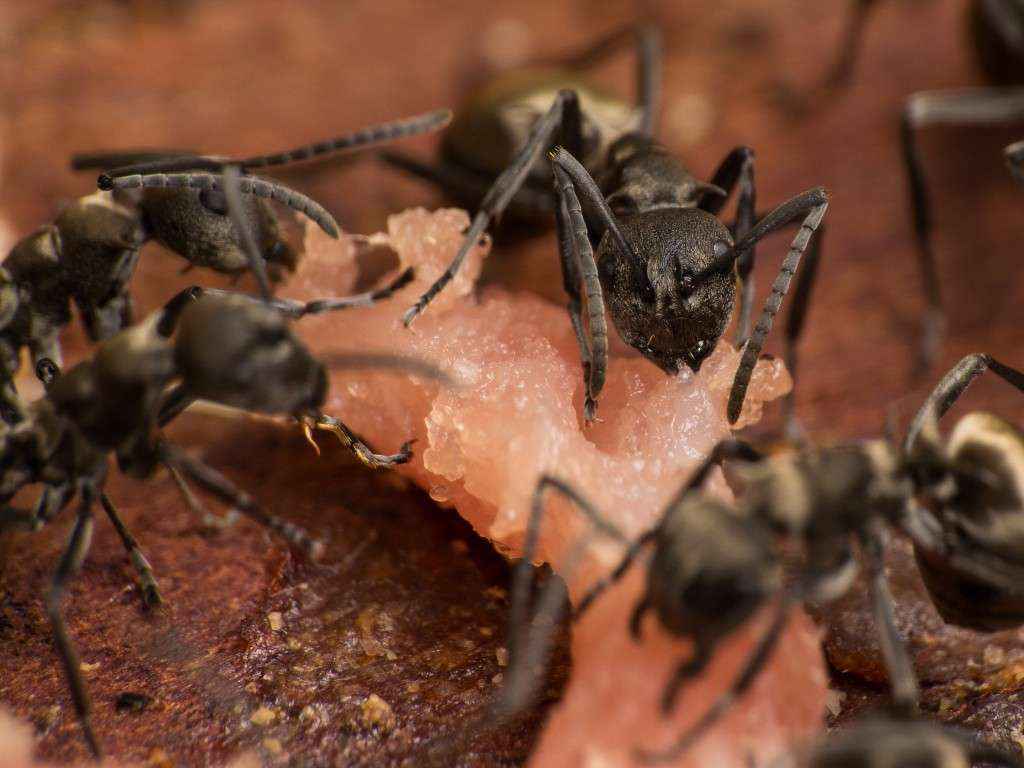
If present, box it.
[283,208,826,767]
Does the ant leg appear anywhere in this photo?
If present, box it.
[551,162,608,421]
[378,150,556,218]
[513,476,628,658]
[402,90,581,325]
[99,493,162,608]
[159,441,324,560]
[1006,139,1024,185]
[700,147,758,344]
[781,221,825,441]
[861,526,919,711]
[636,596,792,764]
[550,24,661,135]
[772,0,881,116]
[223,164,272,301]
[302,413,412,469]
[101,172,340,239]
[724,188,829,424]
[156,384,194,428]
[904,353,1024,455]
[164,459,232,531]
[665,438,763,511]
[46,490,102,759]
[202,266,415,319]
[901,87,1024,372]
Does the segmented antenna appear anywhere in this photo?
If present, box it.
[238,108,452,170]
[96,108,452,183]
[103,172,339,238]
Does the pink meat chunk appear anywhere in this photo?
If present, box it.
[282,208,827,767]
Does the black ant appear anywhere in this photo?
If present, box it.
[502,351,1024,763]
[778,0,1024,371]
[0,110,449,425]
[390,25,827,427]
[0,171,451,759]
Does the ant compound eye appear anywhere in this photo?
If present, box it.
[712,240,730,260]
[608,192,639,217]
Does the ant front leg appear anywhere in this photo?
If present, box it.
[300,413,412,469]
[901,87,1024,373]
[551,161,608,422]
[723,188,829,424]
[402,90,584,326]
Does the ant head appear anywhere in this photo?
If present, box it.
[137,187,293,280]
[175,294,324,416]
[649,496,778,639]
[603,207,735,374]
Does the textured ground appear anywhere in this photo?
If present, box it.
[2,0,1024,765]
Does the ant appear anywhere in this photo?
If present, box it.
[0,170,451,759]
[502,351,1024,763]
[0,110,449,425]
[764,710,1024,767]
[391,25,828,427]
[778,0,1024,371]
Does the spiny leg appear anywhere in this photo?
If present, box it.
[46,490,103,759]
[781,221,825,441]
[722,188,829,424]
[94,109,452,181]
[904,352,1024,455]
[548,145,650,299]
[99,492,161,607]
[159,442,324,560]
[861,526,919,711]
[550,160,608,421]
[700,147,758,344]
[100,171,340,238]
[636,596,792,764]
[901,87,1024,372]
[402,90,582,325]
[1006,139,1024,185]
[201,266,414,319]
[301,413,412,469]
[553,184,595,401]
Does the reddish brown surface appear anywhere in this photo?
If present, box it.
[1,417,568,766]
[2,0,1024,765]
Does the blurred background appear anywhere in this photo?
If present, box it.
[1,0,1023,764]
